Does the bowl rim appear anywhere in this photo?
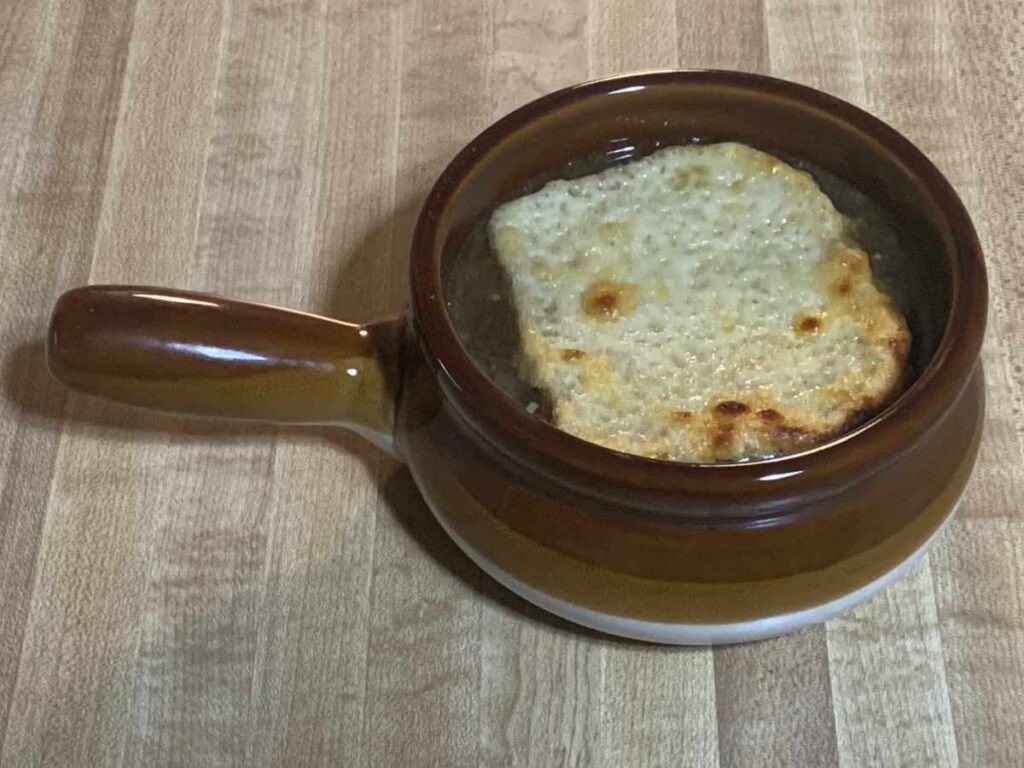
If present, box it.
[409,69,987,496]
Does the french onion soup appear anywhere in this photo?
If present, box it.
[446,142,912,462]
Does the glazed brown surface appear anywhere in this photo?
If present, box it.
[48,286,401,431]
[400,356,984,620]
[412,71,985,515]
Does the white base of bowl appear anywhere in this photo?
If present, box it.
[424,493,958,644]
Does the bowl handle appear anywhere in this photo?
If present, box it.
[46,286,403,454]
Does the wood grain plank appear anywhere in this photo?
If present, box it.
[89,0,224,284]
[715,628,837,768]
[930,521,1024,765]
[602,644,718,767]
[0,0,58,192]
[827,561,958,767]
[852,0,973,188]
[923,0,1024,518]
[487,0,588,117]
[480,617,603,767]
[360,2,490,765]
[2,417,210,768]
[245,438,382,767]
[927,0,1024,762]
[363,470,484,768]
[589,0,678,77]
[763,0,863,100]
[677,0,768,73]
[0,0,141,762]
[243,1,403,765]
[100,0,333,764]
[189,0,328,305]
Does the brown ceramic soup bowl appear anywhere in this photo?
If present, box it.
[47,71,987,644]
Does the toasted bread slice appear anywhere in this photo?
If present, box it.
[489,142,909,462]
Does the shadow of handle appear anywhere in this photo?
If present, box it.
[47,286,404,454]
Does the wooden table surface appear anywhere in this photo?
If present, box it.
[2,0,1023,765]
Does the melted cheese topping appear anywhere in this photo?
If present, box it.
[489,142,908,462]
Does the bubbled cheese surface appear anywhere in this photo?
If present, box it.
[489,142,909,462]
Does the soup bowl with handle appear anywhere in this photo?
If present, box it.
[46,70,987,644]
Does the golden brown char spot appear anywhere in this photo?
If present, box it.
[839,248,869,275]
[581,280,637,320]
[715,400,750,415]
[559,348,586,361]
[817,246,871,296]
[712,422,736,453]
[887,336,909,360]
[757,408,782,422]
[794,314,821,333]
[858,302,906,341]
[670,409,694,422]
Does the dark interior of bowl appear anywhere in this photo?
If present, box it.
[433,75,955,455]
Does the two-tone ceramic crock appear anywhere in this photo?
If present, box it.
[47,70,987,644]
